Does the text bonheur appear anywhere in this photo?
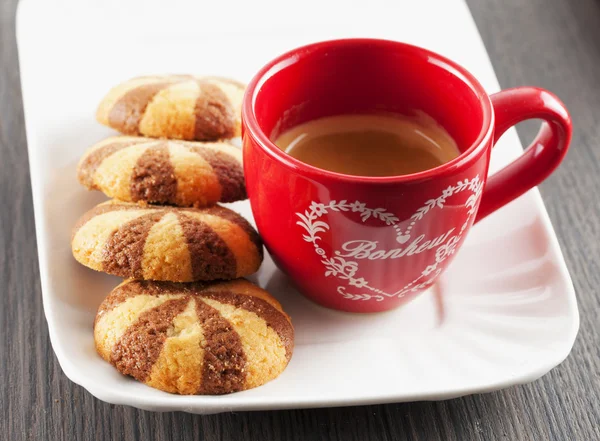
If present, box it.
[335,230,455,260]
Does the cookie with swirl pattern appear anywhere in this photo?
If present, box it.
[71,201,263,282]
[94,279,293,395]
[96,75,245,141]
[77,136,245,207]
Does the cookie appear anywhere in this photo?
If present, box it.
[71,201,263,282]
[77,136,245,207]
[96,75,245,141]
[94,279,293,395]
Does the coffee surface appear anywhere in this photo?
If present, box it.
[274,113,460,177]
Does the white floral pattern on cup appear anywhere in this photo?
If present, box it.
[296,176,483,302]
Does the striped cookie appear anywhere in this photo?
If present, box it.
[96,75,245,141]
[94,279,294,395]
[71,201,263,282]
[77,136,245,207]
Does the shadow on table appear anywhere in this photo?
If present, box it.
[120,394,511,441]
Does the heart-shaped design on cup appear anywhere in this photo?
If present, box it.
[396,234,410,244]
[296,176,483,302]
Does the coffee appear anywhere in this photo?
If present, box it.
[274,112,460,177]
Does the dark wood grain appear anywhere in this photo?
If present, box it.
[2,0,599,440]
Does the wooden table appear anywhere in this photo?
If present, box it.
[2,0,599,439]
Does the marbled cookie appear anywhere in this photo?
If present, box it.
[94,279,293,395]
[71,201,262,282]
[77,136,245,207]
[96,75,245,141]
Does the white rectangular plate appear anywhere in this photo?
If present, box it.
[17,0,579,414]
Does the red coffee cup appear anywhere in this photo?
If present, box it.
[242,39,571,313]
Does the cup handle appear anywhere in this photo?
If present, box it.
[475,87,572,222]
